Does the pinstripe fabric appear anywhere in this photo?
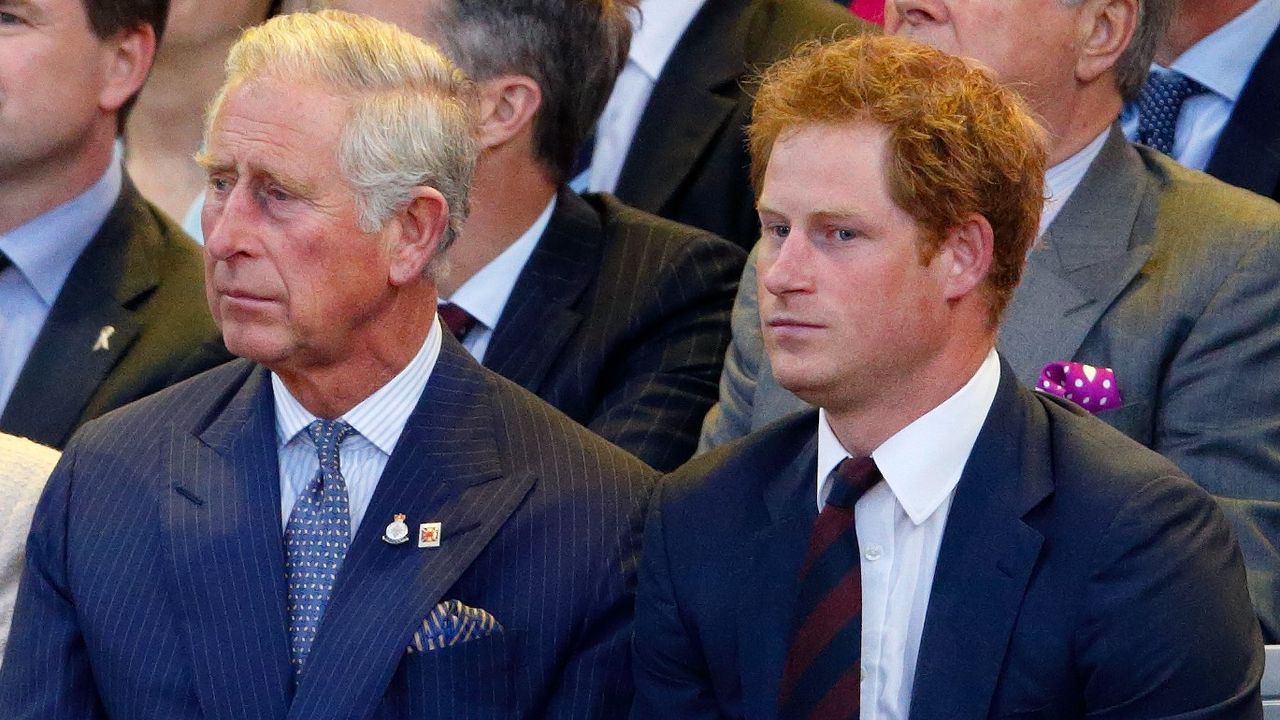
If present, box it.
[483,189,745,472]
[0,334,657,719]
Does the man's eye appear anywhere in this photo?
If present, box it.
[0,11,24,25]
[264,185,292,203]
[833,228,857,242]
[208,176,233,193]
[766,223,790,239]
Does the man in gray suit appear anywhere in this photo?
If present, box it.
[701,0,1280,639]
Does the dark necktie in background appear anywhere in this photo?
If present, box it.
[1135,71,1209,155]
[780,455,883,720]
[438,302,479,341]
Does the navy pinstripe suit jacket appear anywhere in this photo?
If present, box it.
[484,190,745,473]
[0,335,657,719]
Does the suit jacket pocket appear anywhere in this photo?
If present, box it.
[402,631,512,719]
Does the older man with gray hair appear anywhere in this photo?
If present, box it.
[0,10,655,719]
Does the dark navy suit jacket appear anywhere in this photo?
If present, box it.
[634,360,1263,719]
[0,335,656,719]
[1204,24,1280,201]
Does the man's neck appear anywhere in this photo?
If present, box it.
[0,131,115,236]
[1042,86,1123,166]
[1156,0,1259,65]
[439,150,557,296]
[125,36,239,222]
[823,339,993,458]
[273,292,438,419]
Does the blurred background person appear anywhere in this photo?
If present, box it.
[125,0,282,242]
[1123,0,1280,200]
[0,433,59,668]
[0,0,230,450]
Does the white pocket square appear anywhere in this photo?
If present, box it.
[406,599,503,653]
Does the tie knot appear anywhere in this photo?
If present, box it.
[1135,70,1210,155]
[438,302,479,341]
[306,419,353,469]
[826,456,881,509]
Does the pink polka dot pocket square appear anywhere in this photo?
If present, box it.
[406,599,503,653]
[1036,361,1123,413]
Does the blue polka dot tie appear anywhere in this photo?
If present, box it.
[1135,71,1209,155]
[285,419,355,676]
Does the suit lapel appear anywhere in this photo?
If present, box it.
[999,128,1155,386]
[482,190,599,392]
[737,413,819,719]
[909,362,1050,720]
[0,184,156,447]
[613,1,746,213]
[287,337,534,720]
[1205,25,1280,198]
[166,362,294,720]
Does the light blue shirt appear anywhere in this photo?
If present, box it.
[273,316,443,537]
[1122,0,1280,170]
[0,158,123,413]
[443,195,555,362]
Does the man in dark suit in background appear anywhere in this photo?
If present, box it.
[701,0,1280,638]
[0,11,655,718]
[575,0,867,250]
[1123,0,1280,200]
[0,0,230,450]
[324,0,747,472]
[636,34,1263,719]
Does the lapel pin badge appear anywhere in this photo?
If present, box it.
[418,522,442,548]
[93,325,115,352]
[382,513,410,545]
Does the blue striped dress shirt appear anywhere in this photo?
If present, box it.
[272,316,442,537]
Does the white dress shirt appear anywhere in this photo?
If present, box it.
[1121,0,1280,170]
[273,316,443,537]
[1040,128,1109,237]
[579,0,707,193]
[816,349,1000,719]
[443,196,555,362]
[0,154,121,413]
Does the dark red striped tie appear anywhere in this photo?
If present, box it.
[438,302,479,341]
[779,455,882,720]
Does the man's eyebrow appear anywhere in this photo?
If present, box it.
[193,151,225,174]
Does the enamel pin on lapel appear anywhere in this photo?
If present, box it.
[418,522,441,548]
[382,513,410,545]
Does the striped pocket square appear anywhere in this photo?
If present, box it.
[407,599,503,653]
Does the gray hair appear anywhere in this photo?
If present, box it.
[1061,0,1175,101]
[205,10,477,276]
[428,0,636,184]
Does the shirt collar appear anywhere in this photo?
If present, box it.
[817,349,1001,525]
[446,195,556,330]
[629,0,708,81]
[1165,0,1280,103]
[272,315,443,456]
[0,151,123,305]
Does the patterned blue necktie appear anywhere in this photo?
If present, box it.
[285,419,355,676]
[1135,71,1209,155]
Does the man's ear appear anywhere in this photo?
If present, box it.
[98,24,157,114]
[937,213,994,303]
[386,187,450,285]
[475,75,542,150]
[1075,0,1137,85]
